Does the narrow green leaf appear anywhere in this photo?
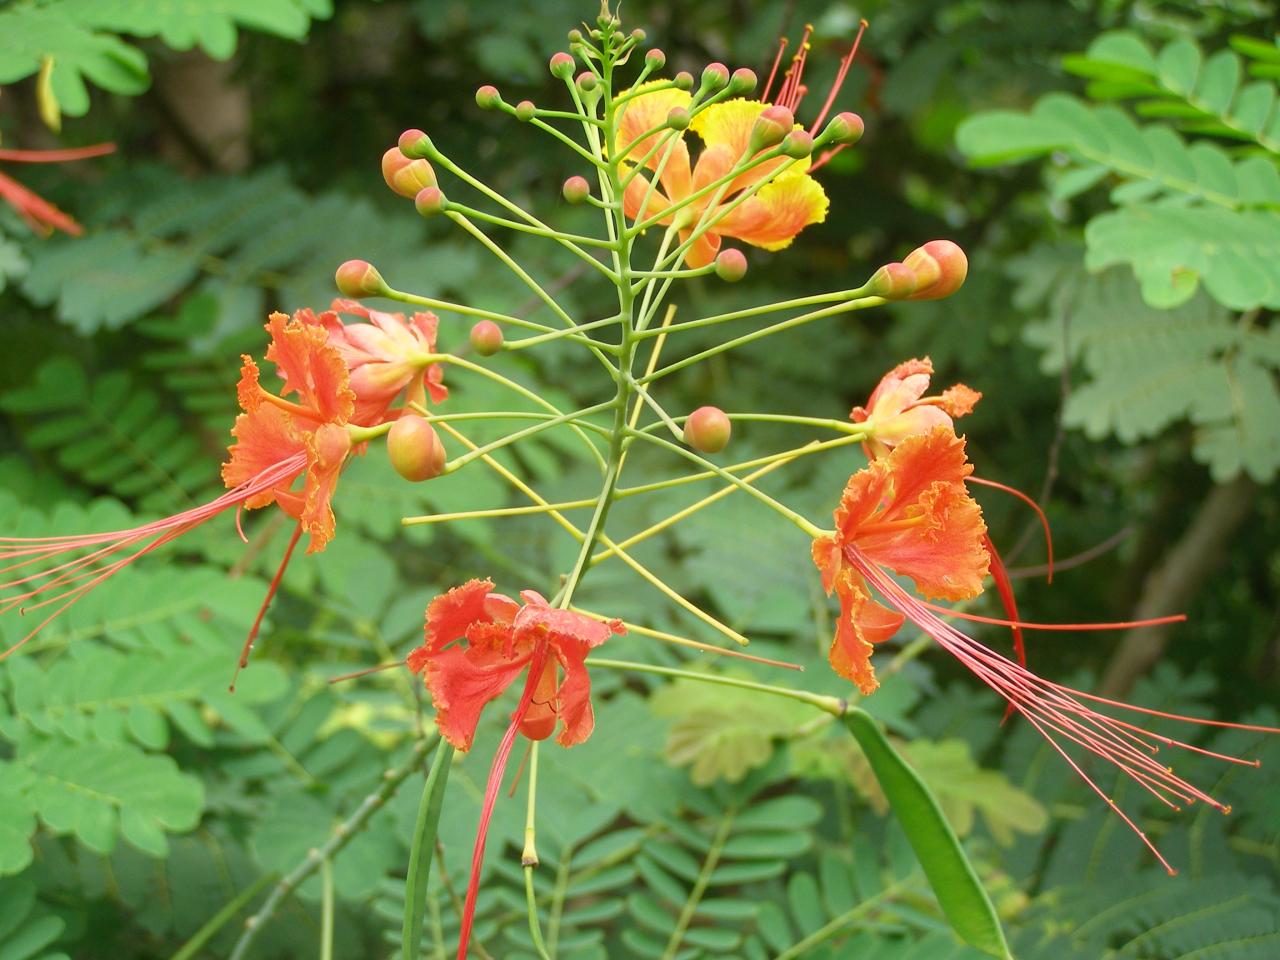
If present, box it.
[401,741,454,960]
[842,709,1009,960]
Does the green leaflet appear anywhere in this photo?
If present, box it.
[842,708,1010,960]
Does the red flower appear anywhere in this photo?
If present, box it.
[301,299,447,427]
[407,580,623,960]
[812,427,989,694]
[1,309,356,662]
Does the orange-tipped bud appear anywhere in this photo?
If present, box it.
[667,106,691,130]
[630,28,646,43]
[700,62,730,92]
[515,100,536,122]
[781,130,813,159]
[750,105,794,153]
[562,175,591,204]
[549,52,574,79]
[905,240,968,301]
[825,111,865,146]
[729,67,757,95]
[685,406,732,454]
[475,85,501,110]
[415,186,446,217]
[576,72,598,94]
[866,262,918,300]
[382,148,437,199]
[335,260,387,299]
[714,248,747,282]
[469,320,504,356]
[398,128,432,158]
[674,71,695,91]
[388,416,446,482]
[646,48,666,69]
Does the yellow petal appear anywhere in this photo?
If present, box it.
[617,81,693,199]
[714,173,828,251]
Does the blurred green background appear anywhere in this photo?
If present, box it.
[0,1,1277,957]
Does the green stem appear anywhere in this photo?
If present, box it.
[442,400,616,474]
[545,845,574,957]
[522,743,553,960]
[228,739,432,960]
[587,658,843,714]
[631,286,870,339]
[320,858,334,960]
[661,809,736,960]
[442,199,615,248]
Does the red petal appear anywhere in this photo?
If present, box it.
[264,312,355,424]
[423,643,532,751]
[418,579,496,660]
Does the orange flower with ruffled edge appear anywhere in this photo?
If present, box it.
[812,427,989,694]
[301,299,448,427]
[619,85,829,267]
[223,311,357,553]
[850,357,981,460]
[407,579,624,960]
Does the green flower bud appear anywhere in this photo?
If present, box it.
[563,175,591,204]
[515,100,536,122]
[684,406,732,454]
[749,105,794,153]
[781,130,814,159]
[475,85,501,110]
[387,416,446,482]
[729,68,757,95]
[645,48,666,70]
[576,71,599,93]
[335,260,387,299]
[549,52,575,79]
[397,128,432,159]
[700,62,729,92]
[714,248,747,282]
[469,320,504,356]
[667,106,691,130]
[824,111,865,146]
[414,186,446,217]
[673,71,694,91]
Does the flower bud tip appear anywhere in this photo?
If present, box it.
[469,320,504,356]
[397,128,432,159]
[549,52,575,79]
[562,175,591,204]
[714,248,747,282]
[335,260,387,299]
[905,240,968,300]
[701,62,730,91]
[645,48,666,69]
[388,416,446,482]
[685,406,732,454]
[750,104,794,153]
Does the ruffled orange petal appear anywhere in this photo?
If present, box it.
[713,173,828,252]
[299,422,350,553]
[221,403,306,508]
[264,312,356,424]
[812,537,900,695]
[423,642,533,751]
[416,579,496,664]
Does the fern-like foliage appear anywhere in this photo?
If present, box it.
[0,0,332,118]
[956,30,1280,313]
[1014,250,1280,481]
[0,877,66,960]
[1061,31,1280,153]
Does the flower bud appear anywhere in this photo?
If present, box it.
[700,62,729,92]
[549,52,574,79]
[904,240,968,301]
[729,68,757,95]
[567,28,583,43]
[398,128,432,159]
[667,106,691,130]
[415,186,446,217]
[630,28,646,42]
[475,85,501,110]
[335,260,387,299]
[576,72,598,93]
[469,320,504,356]
[515,100,536,122]
[866,262,918,300]
[781,130,814,159]
[562,175,591,204]
[685,406,732,454]
[382,148,437,199]
[646,48,666,70]
[673,71,694,91]
[824,111,865,146]
[714,248,747,282]
[387,416,446,482]
[749,105,794,153]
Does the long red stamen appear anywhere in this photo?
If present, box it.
[844,546,1278,871]
[968,475,1054,582]
[0,171,81,236]
[230,522,304,692]
[0,452,307,658]
[456,644,550,960]
[917,601,1186,632]
[776,24,814,112]
[983,533,1024,723]
[763,38,789,103]
[810,18,867,133]
[0,143,116,163]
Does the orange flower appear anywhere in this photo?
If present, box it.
[408,580,623,960]
[811,427,989,694]
[301,299,448,427]
[619,85,829,267]
[223,311,357,553]
[850,357,981,460]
